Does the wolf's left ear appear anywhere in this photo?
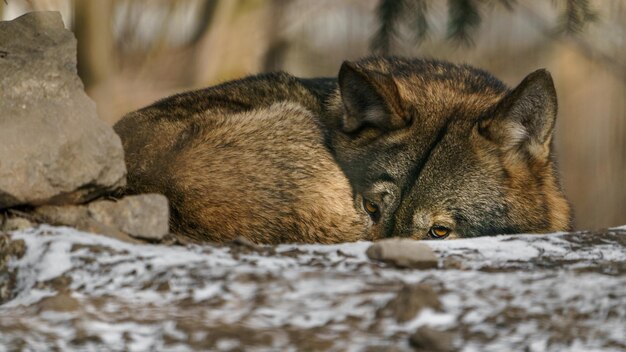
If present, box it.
[478,69,557,158]
[338,61,408,133]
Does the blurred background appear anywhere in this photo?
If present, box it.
[1,0,624,230]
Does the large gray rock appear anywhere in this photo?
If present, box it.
[0,12,126,209]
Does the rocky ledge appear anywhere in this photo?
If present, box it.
[0,225,624,351]
[0,12,169,244]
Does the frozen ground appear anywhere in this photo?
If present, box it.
[1,225,625,351]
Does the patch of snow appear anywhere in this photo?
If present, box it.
[1,225,624,351]
[162,320,188,341]
[2,288,56,308]
[427,232,626,269]
[216,338,240,351]
[192,282,223,302]
[83,321,159,352]
[403,308,457,330]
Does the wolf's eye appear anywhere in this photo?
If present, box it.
[428,226,450,239]
[363,198,379,216]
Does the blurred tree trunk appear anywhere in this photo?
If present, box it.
[191,0,276,86]
[73,0,115,89]
[190,0,220,46]
[192,0,240,85]
[262,0,290,72]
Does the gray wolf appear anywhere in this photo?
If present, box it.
[114,57,572,243]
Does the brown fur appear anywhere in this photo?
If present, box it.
[116,102,366,244]
[114,57,572,243]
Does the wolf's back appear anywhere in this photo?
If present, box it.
[114,96,366,243]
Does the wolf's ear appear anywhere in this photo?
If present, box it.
[338,61,408,133]
[477,69,557,158]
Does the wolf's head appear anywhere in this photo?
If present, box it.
[326,57,572,240]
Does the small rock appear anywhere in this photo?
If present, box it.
[1,217,33,232]
[0,12,126,209]
[88,194,169,241]
[378,284,442,323]
[36,204,89,226]
[408,326,456,352]
[442,255,466,270]
[366,238,438,269]
[36,203,142,244]
[35,194,169,242]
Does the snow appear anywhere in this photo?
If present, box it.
[1,225,625,351]
[426,232,626,269]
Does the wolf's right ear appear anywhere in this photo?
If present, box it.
[338,61,408,134]
[477,69,558,159]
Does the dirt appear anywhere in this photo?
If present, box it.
[409,326,456,352]
[377,284,443,323]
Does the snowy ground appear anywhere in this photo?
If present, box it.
[1,225,625,351]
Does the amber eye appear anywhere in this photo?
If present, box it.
[363,198,379,216]
[429,226,450,239]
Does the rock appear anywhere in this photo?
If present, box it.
[35,203,139,243]
[88,194,169,241]
[377,284,442,323]
[408,326,456,352]
[0,234,26,304]
[35,204,89,226]
[36,194,169,242]
[0,12,126,209]
[366,238,438,269]
[1,217,33,232]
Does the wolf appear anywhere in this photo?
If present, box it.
[114,57,572,243]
